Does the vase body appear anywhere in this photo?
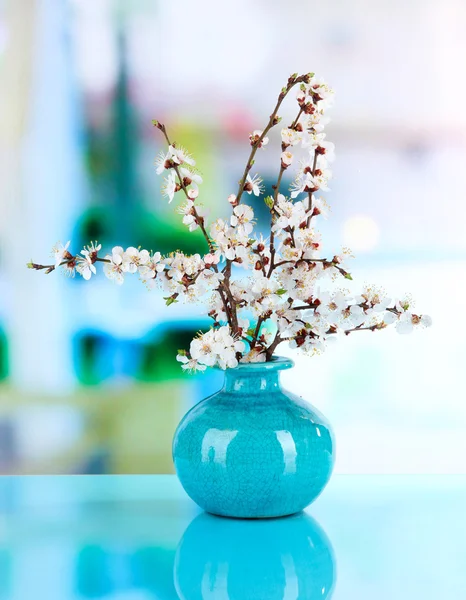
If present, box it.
[172,357,334,518]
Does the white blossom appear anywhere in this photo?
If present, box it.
[303,133,335,162]
[52,241,71,268]
[168,145,195,166]
[273,195,310,231]
[176,354,206,373]
[104,246,126,285]
[178,200,202,232]
[281,151,294,167]
[311,197,330,219]
[244,173,264,197]
[76,253,97,281]
[138,252,165,281]
[249,130,269,148]
[290,168,331,198]
[155,150,171,174]
[241,347,267,363]
[230,204,255,235]
[210,219,252,265]
[189,326,245,370]
[281,128,302,147]
[180,166,202,185]
[162,171,178,203]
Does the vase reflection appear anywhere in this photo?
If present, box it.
[174,511,336,600]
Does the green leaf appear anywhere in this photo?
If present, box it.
[344,272,353,281]
[276,288,288,296]
[177,349,187,356]
[164,296,178,306]
[264,196,274,209]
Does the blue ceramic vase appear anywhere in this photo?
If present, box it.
[175,511,336,599]
[172,356,334,518]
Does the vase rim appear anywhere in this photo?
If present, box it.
[224,355,295,373]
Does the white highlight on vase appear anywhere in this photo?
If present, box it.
[201,429,238,464]
[281,553,299,599]
[201,561,229,599]
[276,430,297,474]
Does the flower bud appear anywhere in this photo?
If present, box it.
[281,151,293,169]
[296,89,306,104]
[249,130,269,148]
[204,253,219,266]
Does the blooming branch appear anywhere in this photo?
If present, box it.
[28,72,431,372]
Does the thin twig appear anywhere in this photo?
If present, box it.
[235,74,310,206]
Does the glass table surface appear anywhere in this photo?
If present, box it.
[0,475,464,599]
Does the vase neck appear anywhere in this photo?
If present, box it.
[223,370,281,394]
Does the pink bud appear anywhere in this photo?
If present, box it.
[204,253,220,265]
[227,194,238,206]
[188,188,199,199]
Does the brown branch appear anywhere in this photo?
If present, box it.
[220,260,238,333]
[265,331,283,360]
[339,325,379,335]
[290,304,318,311]
[290,107,304,130]
[235,73,311,207]
[268,103,305,276]
[306,151,318,227]
[157,124,214,253]
[155,122,241,331]
[251,316,265,348]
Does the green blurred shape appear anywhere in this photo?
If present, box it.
[138,326,201,382]
[0,329,9,381]
[74,333,114,387]
[77,204,206,256]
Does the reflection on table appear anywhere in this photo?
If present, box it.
[1,475,466,599]
[175,512,335,599]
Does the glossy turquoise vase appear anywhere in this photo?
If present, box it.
[175,511,336,599]
[172,356,335,518]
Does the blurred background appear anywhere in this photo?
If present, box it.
[0,0,464,476]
